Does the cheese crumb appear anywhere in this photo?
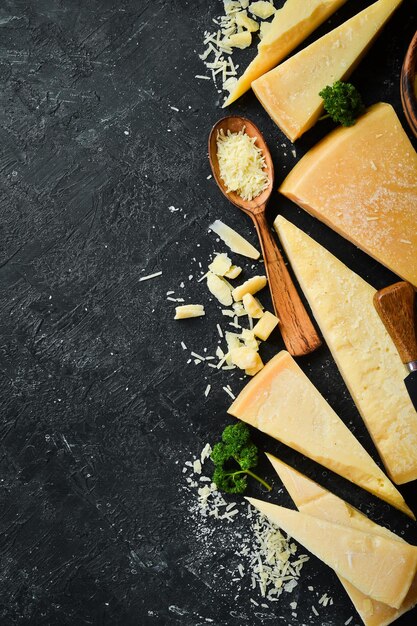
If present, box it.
[232,275,267,302]
[207,272,233,306]
[249,1,275,19]
[175,304,205,319]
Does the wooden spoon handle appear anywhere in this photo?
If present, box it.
[374,282,417,364]
[252,211,321,356]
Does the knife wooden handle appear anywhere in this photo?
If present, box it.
[374,282,417,364]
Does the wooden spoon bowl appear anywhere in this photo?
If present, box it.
[208,116,274,214]
[401,30,417,139]
[208,116,321,357]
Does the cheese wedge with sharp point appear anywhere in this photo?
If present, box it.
[252,0,402,141]
[275,216,417,485]
[246,498,417,609]
[228,350,414,518]
[279,103,417,286]
[224,0,347,107]
[267,454,417,626]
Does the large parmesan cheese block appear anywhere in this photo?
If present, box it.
[275,216,417,485]
[247,498,417,609]
[267,454,417,626]
[224,0,347,107]
[228,351,414,518]
[251,0,402,141]
[279,103,417,285]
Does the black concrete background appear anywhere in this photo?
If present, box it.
[0,1,416,624]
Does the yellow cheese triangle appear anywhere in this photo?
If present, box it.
[251,0,402,141]
[246,498,417,609]
[228,350,414,518]
[274,215,417,486]
[267,454,417,626]
[278,103,417,286]
[223,0,347,107]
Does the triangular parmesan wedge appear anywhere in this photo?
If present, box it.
[246,498,417,610]
[228,350,414,518]
[275,215,417,486]
[267,454,417,626]
[223,0,347,107]
[251,0,402,141]
[279,103,417,286]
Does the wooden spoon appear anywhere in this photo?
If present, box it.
[208,116,321,357]
[401,29,417,139]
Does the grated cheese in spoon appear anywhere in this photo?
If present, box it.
[216,127,269,200]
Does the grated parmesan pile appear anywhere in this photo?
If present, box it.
[239,504,310,600]
[183,443,310,603]
[217,128,269,200]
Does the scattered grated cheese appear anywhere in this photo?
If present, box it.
[181,341,187,350]
[223,386,236,399]
[312,606,319,616]
[191,351,206,361]
[239,508,309,600]
[345,618,353,626]
[198,0,276,101]
[139,271,162,282]
[204,384,211,397]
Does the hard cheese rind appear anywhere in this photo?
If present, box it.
[228,350,414,518]
[224,0,347,106]
[275,215,417,485]
[252,0,402,141]
[246,498,417,610]
[279,103,417,285]
[267,454,417,626]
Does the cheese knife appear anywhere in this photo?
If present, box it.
[374,281,417,411]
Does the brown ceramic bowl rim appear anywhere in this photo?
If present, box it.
[401,30,417,138]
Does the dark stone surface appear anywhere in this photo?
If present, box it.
[0,1,416,624]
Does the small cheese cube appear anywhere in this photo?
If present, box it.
[242,293,263,318]
[253,310,279,340]
[207,272,233,306]
[230,347,264,376]
[174,305,205,319]
[210,220,260,260]
[223,31,252,49]
[224,264,242,279]
[208,253,232,276]
[235,11,259,32]
[249,1,275,19]
[232,275,267,302]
